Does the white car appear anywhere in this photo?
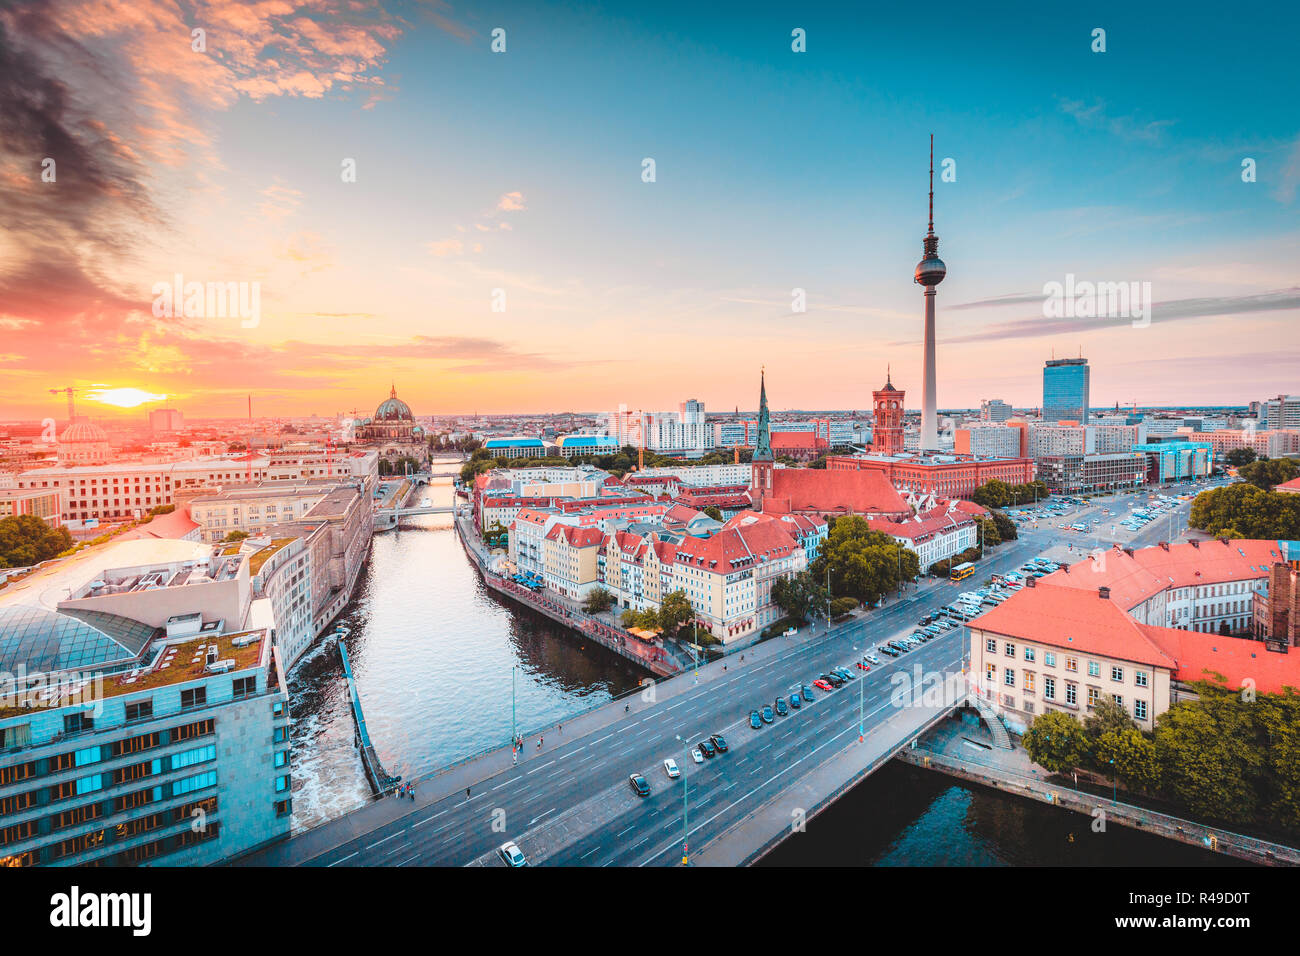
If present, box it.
[691,749,703,764]
[498,841,528,867]
[663,758,680,779]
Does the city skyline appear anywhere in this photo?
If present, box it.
[2,0,1297,420]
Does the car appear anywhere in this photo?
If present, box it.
[865,654,880,665]
[498,841,528,867]
[750,710,763,729]
[711,733,728,752]
[813,678,833,691]
[825,672,844,687]
[801,684,815,702]
[789,691,802,709]
[761,705,775,723]
[774,697,789,716]
[663,758,680,779]
[879,645,899,657]
[629,773,650,797]
[856,660,871,671]
[691,748,704,763]
[835,667,855,681]
[699,738,717,757]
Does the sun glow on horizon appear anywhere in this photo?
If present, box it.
[84,386,169,409]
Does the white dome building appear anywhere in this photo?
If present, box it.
[58,418,110,465]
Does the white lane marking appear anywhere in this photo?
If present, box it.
[327,851,358,867]
[366,830,404,850]
[526,759,556,775]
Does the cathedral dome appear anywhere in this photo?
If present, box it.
[374,385,413,422]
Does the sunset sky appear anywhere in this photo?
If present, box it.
[1,0,1297,422]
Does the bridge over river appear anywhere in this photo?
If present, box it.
[234,608,975,867]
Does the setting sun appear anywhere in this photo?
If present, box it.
[83,386,168,408]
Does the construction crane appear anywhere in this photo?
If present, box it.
[49,386,79,422]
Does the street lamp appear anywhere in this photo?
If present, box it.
[1109,756,1117,805]
[674,733,693,865]
[825,566,833,628]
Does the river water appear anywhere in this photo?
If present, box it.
[286,461,1230,865]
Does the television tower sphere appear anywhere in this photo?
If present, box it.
[914,251,946,286]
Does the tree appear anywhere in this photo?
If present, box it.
[771,572,827,622]
[1095,729,1160,795]
[1224,447,1257,466]
[990,509,1018,542]
[971,479,1010,509]
[810,516,920,605]
[1189,483,1300,539]
[1238,457,1299,491]
[702,506,723,522]
[975,515,1001,548]
[1022,710,1090,774]
[1084,696,1137,744]
[583,587,615,614]
[0,515,74,569]
[657,590,694,635]
[830,596,858,617]
[620,608,658,630]
[222,530,250,543]
[1154,690,1264,825]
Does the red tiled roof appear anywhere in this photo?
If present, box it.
[868,504,974,541]
[1141,626,1300,696]
[546,524,603,547]
[1276,477,1300,494]
[770,431,825,449]
[765,468,909,517]
[972,583,1179,669]
[1042,539,1284,611]
[673,519,799,575]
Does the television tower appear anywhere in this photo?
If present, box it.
[914,135,947,453]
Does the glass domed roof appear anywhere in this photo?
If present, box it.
[374,385,413,421]
[60,419,108,443]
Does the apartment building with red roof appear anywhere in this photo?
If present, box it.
[1041,538,1286,636]
[971,542,1300,734]
[672,516,807,643]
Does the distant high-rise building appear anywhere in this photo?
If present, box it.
[980,399,1012,422]
[1042,358,1090,423]
[149,408,184,432]
[1263,395,1300,430]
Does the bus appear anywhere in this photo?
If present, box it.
[950,562,976,581]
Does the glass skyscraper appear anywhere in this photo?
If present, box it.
[1042,358,1090,423]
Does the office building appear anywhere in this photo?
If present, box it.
[1042,358,1090,423]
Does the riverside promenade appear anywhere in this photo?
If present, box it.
[454,512,678,677]
[898,718,1299,867]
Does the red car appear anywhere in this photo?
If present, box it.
[813,678,833,691]
[856,661,871,671]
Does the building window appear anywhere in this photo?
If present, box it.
[1065,658,1077,673]
[125,700,153,722]
[1024,647,1035,662]
[1024,672,1036,693]
[63,712,93,735]
[1111,665,1124,682]
[1087,661,1101,678]
[1045,652,1056,668]
[1135,700,1148,720]
[1005,643,1015,657]
[1065,684,1077,706]
[1004,668,1015,687]
[986,638,997,653]
[1043,677,1055,700]
[985,663,996,683]
[232,676,256,699]
[1135,671,1148,688]
[180,687,207,710]
[1087,687,1100,709]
